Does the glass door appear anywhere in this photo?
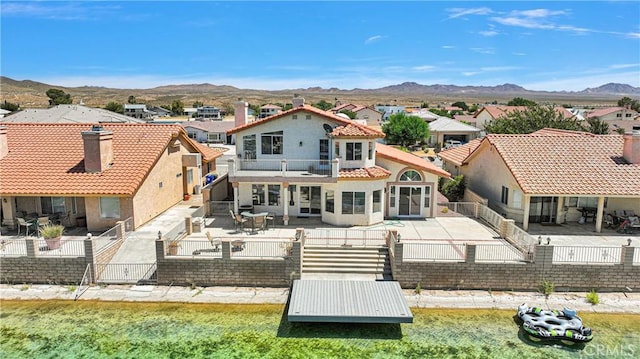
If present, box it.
[398,187,422,216]
[299,186,322,215]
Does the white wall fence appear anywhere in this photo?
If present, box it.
[304,229,387,247]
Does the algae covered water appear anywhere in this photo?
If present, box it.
[1,300,638,358]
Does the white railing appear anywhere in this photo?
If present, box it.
[0,239,28,257]
[475,244,526,263]
[403,242,466,262]
[93,217,134,256]
[209,201,234,215]
[634,247,640,265]
[95,263,156,284]
[167,239,222,258]
[238,159,332,176]
[35,238,85,257]
[165,239,293,258]
[232,240,293,258]
[439,202,477,217]
[477,205,503,230]
[304,229,387,247]
[239,159,282,171]
[553,246,622,264]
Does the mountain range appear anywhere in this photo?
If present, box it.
[1,76,638,109]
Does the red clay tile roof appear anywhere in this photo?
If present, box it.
[586,107,629,118]
[376,143,451,178]
[438,139,482,166]
[441,129,640,196]
[0,123,220,196]
[194,142,227,162]
[329,123,383,138]
[338,166,391,180]
[227,104,385,138]
[475,105,574,120]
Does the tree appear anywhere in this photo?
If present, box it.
[420,102,429,108]
[45,88,72,105]
[507,97,537,106]
[429,108,452,118]
[282,103,293,111]
[338,109,356,119]
[312,100,333,111]
[192,101,204,108]
[484,105,586,134]
[171,100,184,115]
[439,175,465,202]
[104,102,123,114]
[617,96,640,112]
[127,95,137,104]
[451,101,469,112]
[382,113,430,147]
[468,104,479,113]
[1,100,20,112]
[586,117,610,135]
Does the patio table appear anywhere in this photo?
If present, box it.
[241,211,268,234]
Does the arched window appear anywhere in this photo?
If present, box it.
[400,170,422,182]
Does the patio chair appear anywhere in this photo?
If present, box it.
[16,217,37,236]
[37,216,52,235]
[265,213,276,230]
[206,231,221,251]
[230,210,248,233]
[604,214,615,229]
[253,215,266,233]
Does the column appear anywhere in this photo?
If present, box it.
[555,197,564,225]
[522,195,531,231]
[282,182,289,225]
[595,196,605,233]
[232,182,239,214]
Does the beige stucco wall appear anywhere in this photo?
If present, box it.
[355,108,383,126]
[322,180,386,226]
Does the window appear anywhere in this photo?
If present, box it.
[99,197,120,219]
[70,197,77,215]
[306,115,312,120]
[616,113,622,117]
[423,186,431,208]
[512,190,523,209]
[501,186,509,205]
[243,134,256,160]
[288,185,296,206]
[268,184,280,205]
[577,197,600,208]
[342,191,365,214]
[292,114,298,120]
[625,113,632,118]
[252,184,265,205]
[400,170,422,182]
[390,186,396,208]
[346,142,362,160]
[335,142,340,157]
[261,131,283,155]
[40,197,65,214]
[368,142,374,160]
[373,190,381,212]
[186,169,193,184]
[187,132,197,140]
[319,139,329,163]
[326,190,334,213]
[566,197,578,207]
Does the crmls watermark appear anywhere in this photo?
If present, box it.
[581,343,637,358]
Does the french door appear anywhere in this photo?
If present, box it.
[299,186,322,215]
[398,186,422,216]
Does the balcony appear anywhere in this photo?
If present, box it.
[227,158,338,181]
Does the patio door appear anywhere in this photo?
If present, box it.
[529,196,557,223]
[398,186,422,216]
[299,186,321,215]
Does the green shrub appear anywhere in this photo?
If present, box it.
[414,282,422,294]
[586,290,600,305]
[539,280,555,298]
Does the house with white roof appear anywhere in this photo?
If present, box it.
[124,104,154,119]
[427,117,481,146]
[1,104,146,124]
[226,97,449,226]
[374,105,405,121]
[181,120,235,144]
[438,128,640,232]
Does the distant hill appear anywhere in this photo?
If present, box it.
[1,76,637,109]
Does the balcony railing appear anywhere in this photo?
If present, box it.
[233,159,334,177]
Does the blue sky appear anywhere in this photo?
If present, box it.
[1,1,639,91]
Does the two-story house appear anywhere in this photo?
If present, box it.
[124,104,154,120]
[330,103,383,127]
[259,104,283,119]
[196,106,222,120]
[226,98,449,226]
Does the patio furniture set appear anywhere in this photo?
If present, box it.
[229,210,275,235]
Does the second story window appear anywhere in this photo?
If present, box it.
[346,142,362,161]
[243,134,256,160]
[261,131,283,155]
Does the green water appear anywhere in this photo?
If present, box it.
[1,301,638,358]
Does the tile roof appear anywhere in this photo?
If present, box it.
[586,107,629,118]
[376,143,450,178]
[194,142,228,162]
[329,123,384,138]
[0,123,221,196]
[338,166,391,180]
[440,129,640,196]
[227,104,385,138]
[476,105,574,120]
[181,120,236,132]
[438,139,482,166]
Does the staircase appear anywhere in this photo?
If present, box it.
[302,245,392,280]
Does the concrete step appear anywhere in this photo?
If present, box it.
[303,257,387,263]
[304,260,389,268]
[302,267,391,274]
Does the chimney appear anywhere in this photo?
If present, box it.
[0,126,7,160]
[81,125,114,173]
[622,125,640,164]
[292,94,305,108]
[234,99,248,127]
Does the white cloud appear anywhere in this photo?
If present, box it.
[365,35,385,44]
[491,16,554,30]
[470,47,495,54]
[0,2,121,21]
[411,65,436,72]
[445,7,492,20]
[441,45,455,49]
[479,30,499,37]
[512,52,527,56]
[510,9,567,18]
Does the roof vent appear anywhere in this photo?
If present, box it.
[91,124,104,132]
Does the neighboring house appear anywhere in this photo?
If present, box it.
[472,105,575,130]
[586,107,639,122]
[409,108,444,122]
[438,128,640,233]
[259,104,283,119]
[0,109,11,118]
[196,106,222,120]
[0,124,222,232]
[181,120,236,144]
[427,117,481,146]
[149,106,172,117]
[124,104,154,119]
[453,114,478,128]
[330,103,383,126]
[0,104,146,124]
[183,107,198,118]
[226,97,449,226]
[374,105,405,121]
